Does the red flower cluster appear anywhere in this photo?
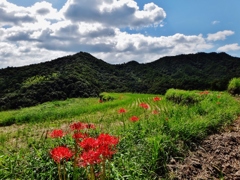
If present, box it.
[199,90,209,95]
[49,129,64,138]
[118,108,126,114]
[80,150,102,167]
[153,96,161,102]
[70,122,96,131]
[50,146,73,163]
[139,103,149,109]
[78,134,119,167]
[129,116,139,122]
[72,132,89,140]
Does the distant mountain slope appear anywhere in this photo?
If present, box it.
[0,52,240,110]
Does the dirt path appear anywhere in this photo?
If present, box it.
[167,116,240,179]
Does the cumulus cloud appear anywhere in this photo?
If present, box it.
[0,0,228,68]
[0,8,36,26]
[207,30,234,41]
[61,0,166,28]
[217,43,240,52]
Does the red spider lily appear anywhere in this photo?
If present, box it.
[70,122,86,131]
[129,116,139,122]
[78,149,101,167]
[153,96,161,102]
[49,129,64,138]
[70,122,96,131]
[79,137,99,151]
[199,90,209,95]
[78,134,119,167]
[97,144,116,159]
[118,108,126,114]
[139,103,149,109]
[86,123,96,129]
[50,146,73,163]
[152,110,159,114]
[72,132,89,140]
[97,133,119,147]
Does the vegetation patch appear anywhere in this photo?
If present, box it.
[228,77,240,95]
[0,91,239,179]
[165,88,205,105]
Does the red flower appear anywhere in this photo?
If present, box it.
[70,122,96,131]
[86,123,96,129]
[78,134,119,167]
[50,146,73,163]
[153,96,161,102]
[72,132,88,140]
[97,144,115,159]
[70,122,86,131]
[129,116,139,122]
[199,90,209,95]
[78,149,101,167]
[49,129,64,138]
[152,110,159,114]
[118,108,126,114]
[139,103,149,109]
[79,137,99,151]
[97,133,119,147]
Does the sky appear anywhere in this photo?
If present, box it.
[0,0,240,68]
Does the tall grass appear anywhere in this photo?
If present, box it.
[228,77,240,95]
[0,90,239,179]
[0,93,151,126]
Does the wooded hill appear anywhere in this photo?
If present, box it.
[0,52,240,110]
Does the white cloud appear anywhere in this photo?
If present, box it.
[27,1,62,20]
[61,0,166,28]
[0,0,36,26]
[93,32,212,64]
[207,30,234,41]
[0,0,229,68]
[217,43,240,52]
[212,20,220,25]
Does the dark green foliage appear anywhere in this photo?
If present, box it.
[0,52,240,110]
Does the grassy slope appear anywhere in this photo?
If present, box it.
[0,91,240,179]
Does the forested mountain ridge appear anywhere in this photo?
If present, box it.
[0,51,240,110]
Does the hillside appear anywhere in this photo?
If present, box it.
[0,52,240,110]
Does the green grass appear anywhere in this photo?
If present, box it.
[0,90,239,179]
[228,77,240,95]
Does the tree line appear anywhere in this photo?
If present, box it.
[0,51,240,110]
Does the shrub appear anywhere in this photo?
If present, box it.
[227,77,240,95]
[165,88,203,105]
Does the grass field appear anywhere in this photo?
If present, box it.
[0,90,240,179]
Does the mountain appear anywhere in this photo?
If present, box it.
[0,52,240,110]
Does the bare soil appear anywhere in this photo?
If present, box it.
[167,117,240,180]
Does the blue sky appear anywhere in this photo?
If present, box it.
[0,0,239,68]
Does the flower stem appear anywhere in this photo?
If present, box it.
[90,165,96,180]
[73,141,78,180]
[101,159,106,180]
[57,163,62,180]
